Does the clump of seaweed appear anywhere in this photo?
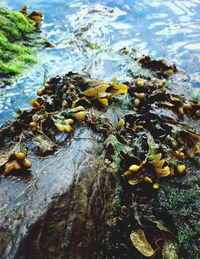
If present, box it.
[0,63,199,184]
[0,57,200,258]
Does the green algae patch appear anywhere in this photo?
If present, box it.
[0,8,38,77]
[154,173,200,258]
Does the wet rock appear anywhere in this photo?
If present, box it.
[0,127,103,258]
[15,154,121,259]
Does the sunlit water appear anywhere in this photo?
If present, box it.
[0,0,200,125]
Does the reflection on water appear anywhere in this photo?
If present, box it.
[0,0,200,125]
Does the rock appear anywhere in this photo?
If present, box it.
[15,152,121,259]
[0,127,104,258]
[0,64,199,259]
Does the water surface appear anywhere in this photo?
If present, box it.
[0,0,200,125]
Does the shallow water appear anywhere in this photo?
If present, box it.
[0,0,200,125]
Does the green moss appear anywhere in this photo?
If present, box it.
[0,9,35,39]
[156,174,200,258]
[0,8,37,77]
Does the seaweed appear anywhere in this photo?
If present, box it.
[0,57,200,258]
[0,8,42,77]
[0,70,199,183]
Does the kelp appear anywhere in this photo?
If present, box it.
[137,55,178,78]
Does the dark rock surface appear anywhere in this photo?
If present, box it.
[15,154,120,259]
[0,127,103,258]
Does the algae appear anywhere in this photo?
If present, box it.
[154,173,200,258]
[0,8,37,77]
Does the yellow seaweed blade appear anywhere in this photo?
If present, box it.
[98,98,109,107]
[129,164,140,172]
[160,101,174,107]
[82,84,109,97]
[74,111,87,121]
[170,96,181,102]
[152,158,165,168]
[128,178,142,185]
[156,166,171,178]
[151,153,162,167]
[130,229,155,257]
[116,118,125,129]
[144,176,153,184]
[112,83,128,90]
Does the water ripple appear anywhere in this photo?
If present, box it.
[0,0,200,125]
